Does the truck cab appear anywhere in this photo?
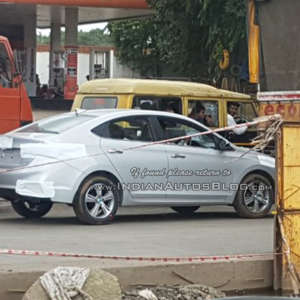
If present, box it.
[0,36,32,133]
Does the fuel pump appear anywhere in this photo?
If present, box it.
[89,50,109,80]
[52,51,64,97]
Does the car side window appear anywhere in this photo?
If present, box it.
[92,116,154,142]
[156,116,217,149]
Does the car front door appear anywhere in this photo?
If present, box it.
[97,115,168,203]
[155,116,235,204]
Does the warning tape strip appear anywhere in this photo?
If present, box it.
[0,248,278,262]
[124,115,281,151]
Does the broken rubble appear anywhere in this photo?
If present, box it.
[122,284,225,300]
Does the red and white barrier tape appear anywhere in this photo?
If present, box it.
[0,248,278,262]
[123,114,281,151]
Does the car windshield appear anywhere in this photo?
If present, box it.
[17,114,96,134]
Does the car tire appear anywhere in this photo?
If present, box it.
[171,206,200,216]
[234,173,274,218]
[73,175,119,225]
[11,200,53,218]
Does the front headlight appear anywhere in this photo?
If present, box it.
[258,154,275,167]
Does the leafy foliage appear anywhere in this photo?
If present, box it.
[107,18,162,77]
[108,0,247,80]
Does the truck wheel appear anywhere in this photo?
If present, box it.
[171,206,200,216]
[234,173,273,218]
[73,175,119,225]
[12,200,53,218]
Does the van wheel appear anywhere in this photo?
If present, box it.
[73,175,119,225]
[171,206,199,216]
[12,200,53,218]
[234,173,273,218]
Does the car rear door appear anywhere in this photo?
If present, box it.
[98,115,168,203]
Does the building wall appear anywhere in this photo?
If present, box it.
[113,54,140,79]
[78,53,90,84]
[36,52,49,85]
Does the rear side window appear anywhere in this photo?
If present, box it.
[92,116,154,142]
[81,97,118,109]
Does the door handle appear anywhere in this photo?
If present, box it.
[108,149,123,154]
[171,153,186,159]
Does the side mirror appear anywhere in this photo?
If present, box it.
[218,139,233,151]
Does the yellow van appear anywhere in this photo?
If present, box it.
[72,78,258,146]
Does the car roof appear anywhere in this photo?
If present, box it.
[75,109,216,132]
[78,78,251,100]
[78,108,195,121]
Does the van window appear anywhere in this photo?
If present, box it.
[0,43,12,89]
[81,96,118,109]
[227,101,257,123]
[132,96,182,114]
[188,100,219,127]
[239,102,257,122]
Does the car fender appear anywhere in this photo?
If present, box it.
[69,156,131,206]
[228,164,275,204]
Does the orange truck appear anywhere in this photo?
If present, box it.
[0,35,33,133]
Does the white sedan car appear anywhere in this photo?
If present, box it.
[0,109,275,224]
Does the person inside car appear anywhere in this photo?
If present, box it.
[227,102,247,135]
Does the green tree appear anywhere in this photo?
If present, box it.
[78,28,113,46]
[107,18,161,77]
[37,28,113,46]
[108,0,247,81]
[37,34,50,45]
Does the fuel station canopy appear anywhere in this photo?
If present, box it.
[0,0,151,27]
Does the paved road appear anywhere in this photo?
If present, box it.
[0,110,274,272]
[0,202,274,272]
